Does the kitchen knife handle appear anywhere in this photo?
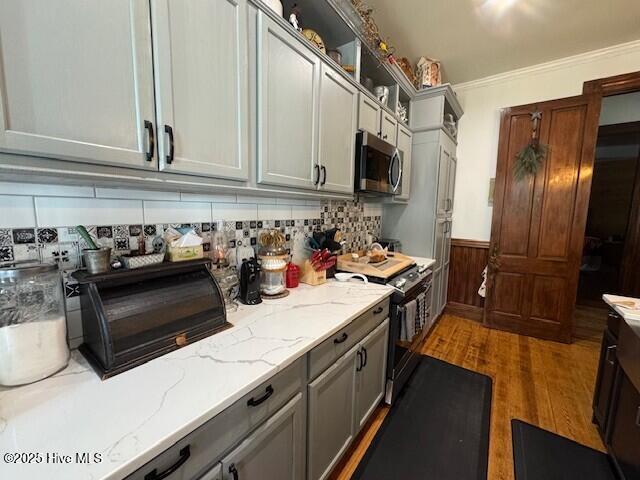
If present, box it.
[144,445,190,480]
[247,384,274,407]
[144,120,155,162]
[334,332,348,344]
[165,124,174,164]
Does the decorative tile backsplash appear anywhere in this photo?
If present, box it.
[0,182,383,348]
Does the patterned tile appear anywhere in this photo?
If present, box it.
[12,244,39,262]
[114,237,129,251]
[201,222,211,233]
[143,225,157,237]
[37,228,58,244]
[128,224,143,236]
[64,282,80,298]
[0,246,14,262]
[96,226,113,239]
[113,225,129,238]
[0,229,11,246]
[12,228,35,244]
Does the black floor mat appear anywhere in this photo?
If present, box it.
[511,419,616,480]
[352,356,492,480]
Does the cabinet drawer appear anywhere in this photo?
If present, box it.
[308,298,390,381]
[127,357,306,480]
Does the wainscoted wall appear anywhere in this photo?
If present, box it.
[0,182,383,348]
[446,239,489,321]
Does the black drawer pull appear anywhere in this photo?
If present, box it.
[636,406,640,428]
[373,307,384,314]
[334,332,348,344]
[165,124,174,164]
[229,463,239,480]
[144,120,155,162]
[605,345,617,365]
[247,385,273,407]
[313,164,320,185]
[320,165,327,186]
[356,349,363,372]
[362,346,368,368]
[144,445,190,480]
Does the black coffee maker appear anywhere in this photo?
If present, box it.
[239,257,262,305]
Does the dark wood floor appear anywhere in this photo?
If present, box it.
[330,313,605,480]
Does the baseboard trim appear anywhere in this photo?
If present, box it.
[451,238,490,249]
[445,302,484,322]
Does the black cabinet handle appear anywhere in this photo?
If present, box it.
[247,385,273,407]
[373,307,384,314]
[229,463,239,480]
[377,131,382,138]
[636,406,640,428]
[164,124,174,164]
[334,332,348,344]
[144,120,155,162]
[605,345,617,365]
[313,165,320,185]
[362,347,368,368]
[356,349,363,372]
[383,134,388,140]
[144,445,190,480]
[320,166,327,186]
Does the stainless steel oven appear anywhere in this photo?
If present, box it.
[385,266,433,404]
[355,131,402,195]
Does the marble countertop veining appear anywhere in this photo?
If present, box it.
[603,294,640,337]
[0,276,401,480]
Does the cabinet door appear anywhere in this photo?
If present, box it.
[436,146,452,216]
[394,125,413,201]
[317,64,357,194]
[608,372,640,479]
[257,13,320,190]
[593,330,618,433]
[200,463,222,480]
[221,393,305,480]
[434,218,446,269]
[431,269,442,320]
[355,319,389,431]
[447,156,457,214]
[440,263,449,315]
[308,345,358,480]
[152,0,249,180]
[358,94,381,136]
[380,111,398,146]
[444,219,452,265]
[0,0,156,169]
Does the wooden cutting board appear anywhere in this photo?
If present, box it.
[337,252,415,279]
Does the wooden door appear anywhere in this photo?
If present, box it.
[151,0,249,180]
[0,0,156,169]
[220,393,305,480]
[317,64,357,194]
[354,319,388,431]
[484,95,601,343]
[395,125,413,201]
[257,12,320,190]
[358,94,381,136]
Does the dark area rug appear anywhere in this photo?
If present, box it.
[352,355,492,480]
[511,419,616,480]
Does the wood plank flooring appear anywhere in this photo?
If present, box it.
[330,314,604,480]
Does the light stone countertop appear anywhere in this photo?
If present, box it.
[603,293,640,337]
[0,275,399,479]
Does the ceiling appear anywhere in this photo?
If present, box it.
[363,0,640,84]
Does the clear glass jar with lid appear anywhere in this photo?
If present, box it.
[0,261,69,386]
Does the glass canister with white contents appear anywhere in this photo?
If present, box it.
[0,262,69,386]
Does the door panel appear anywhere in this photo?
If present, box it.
[257,13,319,189]
[221,393,304,480]
[358,94,381,136]
[485,95,601,342]
[0,0,156,168]
[447,156,457,214]
[436,146,451,216]
[395,125,413,201]
[380,112,397,146]
[152,0,249,180]
[317,64,357,194]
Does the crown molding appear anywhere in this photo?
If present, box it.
[453,39,640,92]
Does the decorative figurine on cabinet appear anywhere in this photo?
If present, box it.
[289,3,302,32]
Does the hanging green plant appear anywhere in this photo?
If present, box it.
[513,111,549,181]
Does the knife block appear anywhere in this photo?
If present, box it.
[300,260,326,286]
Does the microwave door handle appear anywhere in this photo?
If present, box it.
[389,151,402,193]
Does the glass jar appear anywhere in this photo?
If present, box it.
[0,262,69,386]
[259,255,287,296]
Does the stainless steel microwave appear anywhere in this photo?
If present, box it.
[354,131,402,195]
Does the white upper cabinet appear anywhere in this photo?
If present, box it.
[380,111,398,147]
[317,65,357,194]
[358,94,382,136]
[0,0,156,169]
[394,125,413,201]
[151,0,249,180]
[257,13,320,190]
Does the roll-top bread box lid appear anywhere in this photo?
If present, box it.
[72,259,230,379]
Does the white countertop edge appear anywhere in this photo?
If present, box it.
[603,294,640,323]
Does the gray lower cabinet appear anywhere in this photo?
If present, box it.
[308,318,390,480]
[307,344,359,480]
[354,320,389,431]
[220,393,305,480]
[198,463,222,480]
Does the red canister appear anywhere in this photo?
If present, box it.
[285,262,300,288]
